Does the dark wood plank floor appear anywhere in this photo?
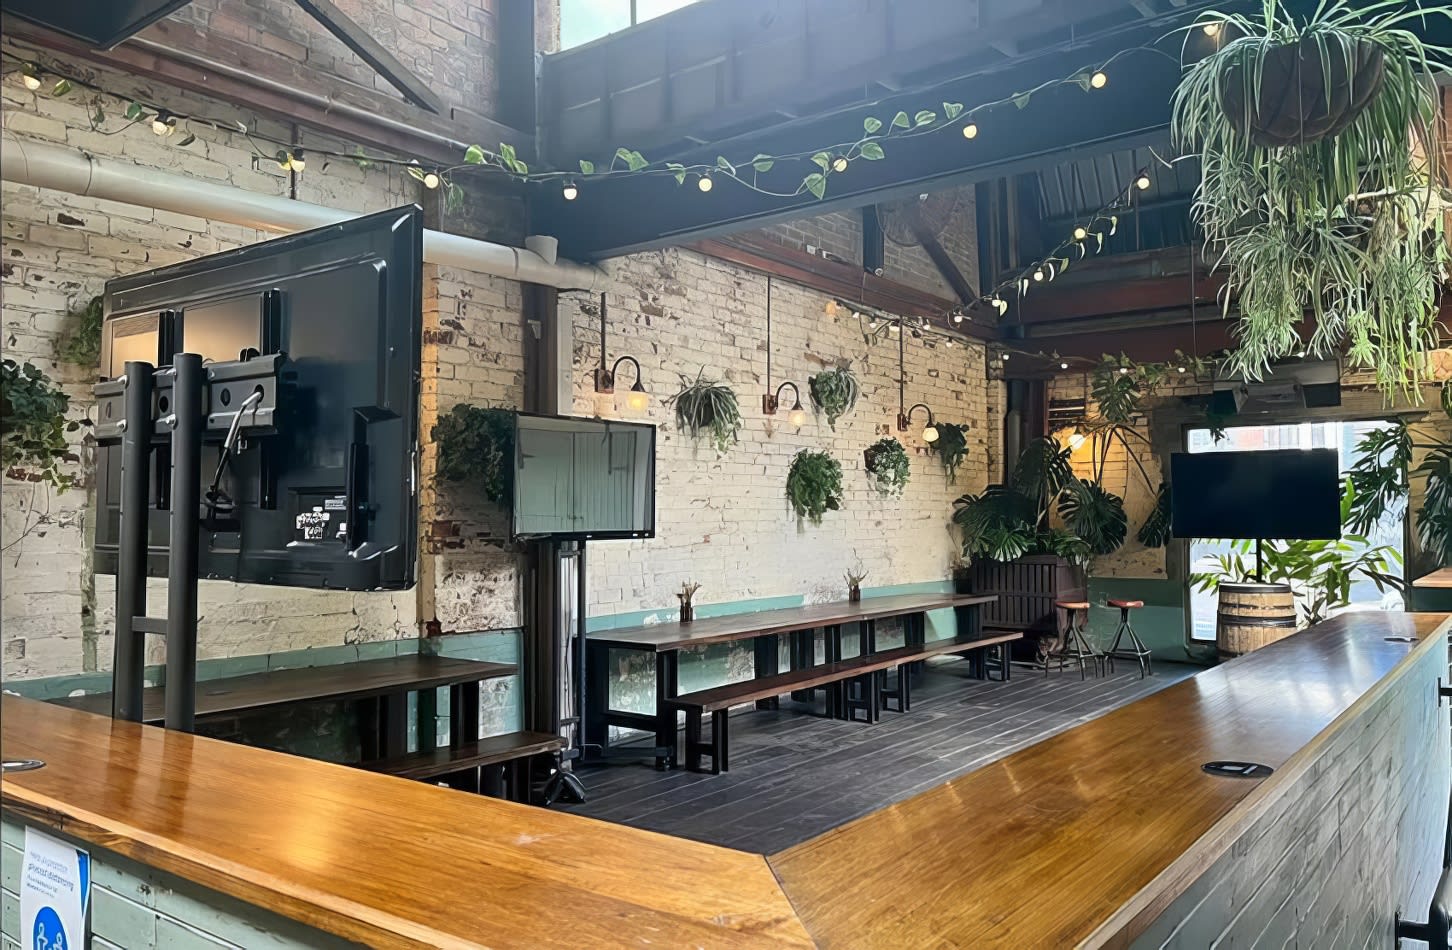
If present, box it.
[566,658,1198,853]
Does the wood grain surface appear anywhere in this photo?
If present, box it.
[768,611,1450,950]
[588,593,998,651]
[1,696,813,949]
[51,654,516,723]
[1412,567,1452,588]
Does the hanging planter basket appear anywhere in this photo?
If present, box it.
[1218,35,1385,147]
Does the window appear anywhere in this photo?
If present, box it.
[559,0,702,50]
[1184,420,1404,640]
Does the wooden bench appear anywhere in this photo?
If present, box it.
[362,730,564,802]
[664,632,1022,774]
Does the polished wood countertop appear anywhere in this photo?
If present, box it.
[0,696,812,949]
[1413,567,1452,588]
[589,592,997,651]
[769,611,1450,949]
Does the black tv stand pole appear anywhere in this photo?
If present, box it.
[1255,538,1264,584]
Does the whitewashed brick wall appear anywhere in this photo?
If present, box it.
[570,248,998,617]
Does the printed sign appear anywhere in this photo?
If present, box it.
[20,828,89,950]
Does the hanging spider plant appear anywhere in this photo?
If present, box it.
[1172,0,1452,402]
[668,369,742,453]
[808,362,860,429]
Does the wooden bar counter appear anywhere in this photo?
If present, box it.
[3,611,1447,948]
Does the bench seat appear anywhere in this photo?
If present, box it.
[361,730,564,801]
[664,632,1021,773]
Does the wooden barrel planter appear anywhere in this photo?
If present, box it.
[1216,582,1296,658]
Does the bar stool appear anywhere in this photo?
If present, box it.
[1049,600,1100,680]
[1104,599,1152,678]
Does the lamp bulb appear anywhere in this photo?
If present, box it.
[1177,365,1187,373]
[1135,174,1151,191]
[624,389,650,414]
[1203,22,1221,36]
[832,156,848,173]
[1060,361,1069,370]
[962,122,978,140]
[1032,269,1045,282]
[1120,367,1130,375]
[22,74,41,91]
[1001,353,1010,361]
[562,181,579,200]
[1073,226,1088,241]
[423,172,440,189]
[698,174,713,192]
[1090,71,1108,89]
[151,115,173,136]
[824,300,840,318]
[951,312,963,325]
[1068,433,1087,450]
[922,425,940,444]
[788,407,808,428]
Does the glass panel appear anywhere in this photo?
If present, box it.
[1184,420,1404,640]
[559,0,631,49]
[635,0,702,22]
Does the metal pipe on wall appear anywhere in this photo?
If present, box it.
[0,133,607,292]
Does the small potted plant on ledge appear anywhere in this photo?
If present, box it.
[678,581,701,623]
[845,559,868,602]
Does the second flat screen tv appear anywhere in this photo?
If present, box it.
[512,414,656,540]
[1170,449,1341,540]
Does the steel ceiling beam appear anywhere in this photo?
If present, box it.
[293,0,443,114]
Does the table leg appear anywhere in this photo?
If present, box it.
[754,635,779,710]
[655,651,679,770]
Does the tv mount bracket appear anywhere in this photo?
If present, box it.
[95,352,286,733]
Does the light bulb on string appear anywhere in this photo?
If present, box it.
[423,171,440,189]
[1203,22,1221,36]
[562,181,579,200]
[289,149,305,172]
[1060,361,1069,370]
[945,339,955,348]
[1135,172,1151,191]
[951,312,963,325]
[962,122,978,139]
[824,300,840,318]
[1032,268,1045,282]
[1073,226,1087,241]
[1119,367,1130,375]
[698,174,714,192]
[1177,365,1187,373]
[832,155,848,173]
[1090,71,1108,89]
[21,64,41,91]
[1001,353,1010,362]
[151,111,175,136]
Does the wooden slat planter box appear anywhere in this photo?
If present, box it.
[959,555,1085,660]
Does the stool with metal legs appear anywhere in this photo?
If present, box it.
[1049,600,1100,680]
[1104,599,1152,678]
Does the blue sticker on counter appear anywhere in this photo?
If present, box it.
[20,828,90,950]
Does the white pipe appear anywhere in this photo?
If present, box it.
[0,132,607,292]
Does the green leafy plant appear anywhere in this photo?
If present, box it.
[1138,482,1173,548]
[669,369,741,453]
[863,437,910,497]
[1191,481,1403,626]
[1,359,81,491]
[1344,412,1452,568]
[952,436,1126,565]
[57,295,103,370]
[929,422,970,480]
[785,449,844,524]
[1172,0,1452,401]
[808,363,860,429]
[433,404,515,506]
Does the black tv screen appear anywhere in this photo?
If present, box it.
[513,414,656,540]
[1170,449,1341,541]
[94,206,423,590]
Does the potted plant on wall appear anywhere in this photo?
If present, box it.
[1172,0,1452,401]
[808,362,860,430]
[863,436,910,497]
[668,369,742,453]
[786,449,844,525]
[929,422,970,480]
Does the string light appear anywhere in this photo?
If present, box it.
[20,64,41,91]
[1060,361,1069,370]
[1001,353,1010,361]
[1090,71,1108,89]
[151,111,174,136]
[1203,22,1221,36]
[962,122,978,139]
[1177,365,1187,373]
[945,339,954,348]
[1073,226,1088,241]
[562,181,579,200]
[824,300,841,318]
[697,174,714,192]
[1032,268,1045,282]
[1135,171,1152,191]
[1119,366,1130,375]
[423,171,440,189]
[951,312,964,325]
[832,155,849,173]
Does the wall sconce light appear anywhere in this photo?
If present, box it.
[1067,424,1087,451]
[592,293,648,412]
[900,403,938,443]
[764,381,807,427]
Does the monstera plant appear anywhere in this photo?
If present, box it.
[1172,0,1452,401]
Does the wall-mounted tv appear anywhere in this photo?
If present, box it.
[94,206,423,590]
[1169,449,1341,541]
[512,414,656,541]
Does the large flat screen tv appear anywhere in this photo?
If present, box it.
[94,206,423,590]
[512,414,656,541]
[1169,449,1341,541]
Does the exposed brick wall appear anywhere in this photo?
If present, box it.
[159,0,499,120]
[570,247,998,618]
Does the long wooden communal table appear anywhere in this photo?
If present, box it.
[585,592,997,766]
[51,654,516,759]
